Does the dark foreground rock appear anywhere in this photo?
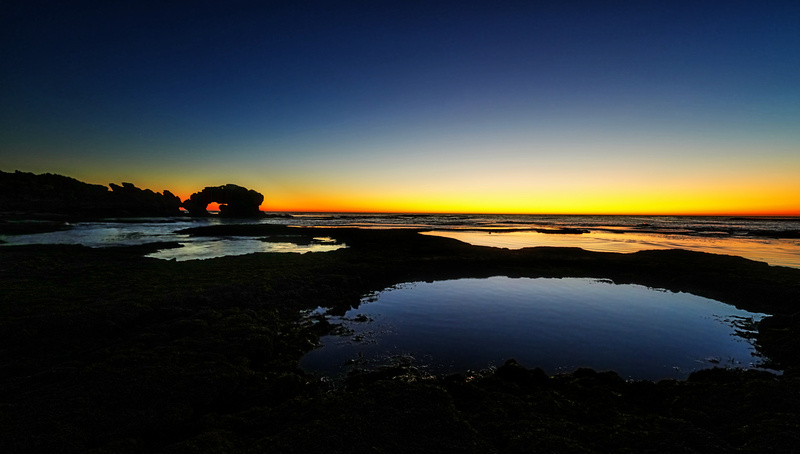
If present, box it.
[1,229,799,453]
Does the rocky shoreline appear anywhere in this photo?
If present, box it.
[2,227,799,452]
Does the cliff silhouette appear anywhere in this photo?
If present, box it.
[0,170,264,218]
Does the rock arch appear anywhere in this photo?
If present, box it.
[182,184,264,217]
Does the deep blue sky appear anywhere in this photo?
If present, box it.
[2,1,799,213]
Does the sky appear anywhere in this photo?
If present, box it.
[2,1,799,214]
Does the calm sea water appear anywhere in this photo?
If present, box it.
[1,213,798,266]
[300,277,770,380]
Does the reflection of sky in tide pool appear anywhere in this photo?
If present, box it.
[147,237,343,261]
[1,219,344,260]
[300,277,771,381]
[2,220,195,246]
[423,231,800,268]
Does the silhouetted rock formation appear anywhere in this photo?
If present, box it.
[0,170,268,219]
[183,184,264,217]
[0,170,182,217]
[108,182,183,216]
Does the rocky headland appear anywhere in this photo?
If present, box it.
[0,170,269,231]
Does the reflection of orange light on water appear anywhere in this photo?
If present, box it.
[422,230,800,268]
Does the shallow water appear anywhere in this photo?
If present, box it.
[1,217,344,260]
[3,214,798,265]
[146,236,342,261]
[422,230,800,268]
[300,277,770,381]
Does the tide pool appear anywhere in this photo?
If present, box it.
[301,276,770,380]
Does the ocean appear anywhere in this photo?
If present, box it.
[2,213,799,267]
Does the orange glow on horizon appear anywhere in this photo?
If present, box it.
[262,207,800,217]
[105,171,800,217]
[250,160,800,216]
[258,186,800,216]
[260,200,800,217]
[137,185,800,216]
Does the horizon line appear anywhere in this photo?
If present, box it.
[257,210,800,218]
